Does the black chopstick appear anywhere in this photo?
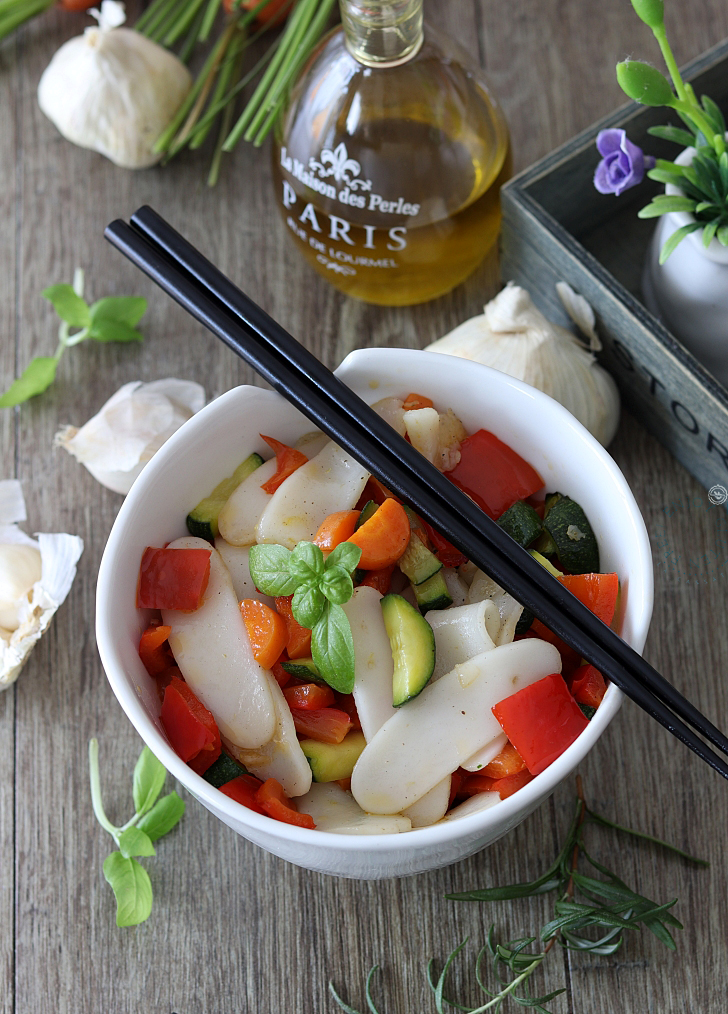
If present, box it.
[105,211,728,782]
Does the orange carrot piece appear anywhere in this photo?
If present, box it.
[283,683,335,711]
[275,596,312,659]
[480,742,527,779]
[345,498,410,569]
[314,510,361,552]
[240,599,289,670]
[259,435,308,494]
[402,393,434,411]
[291,708,352,744]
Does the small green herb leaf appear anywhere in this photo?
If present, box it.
[88,319,144,343]
[311,601,355,694]
[325,541,361,573]
[248,544,298,596]
[321,565,354,605]
[659,221,702,262]
[0,357,58,408]
[136,791,186,842]
[292,581,326,629]
[89,296,147,327]
[102,853,153,927]
[118,827,156,859]
[289,541,324,583]
[132,746,167,816]
[42,284,91,327]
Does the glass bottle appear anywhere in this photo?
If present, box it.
[271,0,511,306]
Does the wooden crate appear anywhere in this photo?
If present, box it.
[500,39,728,499]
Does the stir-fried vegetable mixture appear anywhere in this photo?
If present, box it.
[135,394,618,833]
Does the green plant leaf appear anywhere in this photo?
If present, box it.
[132,746,167,816]
[648,124,698,146]
[700,94,726,136]
[311,601,355,693]
[248,544,298,596]
[102,853,153,927]
[289,540,324,583]
[42,283,91,327]
[321,565,354,605]
[637,197,697,218]
[616,60,675,106]
[659,221,702,262]
[292,580,325,629]
[717,224,728,246]
[88,319,144,343]
[118,827,156,859]
[0,356,58,408]
[89,296,147,327]
[630,0,663,28]
[702,221,719,247]
[136,791,186,842]
[325,541,361,573]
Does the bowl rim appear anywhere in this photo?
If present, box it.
[96,347,653,854]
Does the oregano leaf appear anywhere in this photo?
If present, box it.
[89,296,147,327]
[136,791,185,842]
[0,357,58,408]
[118,827,156,859]
[132,746,166,816]
[42,284,91,327]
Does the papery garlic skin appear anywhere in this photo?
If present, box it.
[425,283,620,447]
[0,545,42,631]
[55,379,205,495]
[37,4,192,170]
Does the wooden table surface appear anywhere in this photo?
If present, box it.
[2,2,728,1011]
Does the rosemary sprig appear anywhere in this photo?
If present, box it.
[329,777,708,1014]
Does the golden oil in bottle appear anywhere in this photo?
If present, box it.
[272,0,511,306]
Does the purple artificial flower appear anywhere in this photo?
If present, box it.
[593,128,655,196]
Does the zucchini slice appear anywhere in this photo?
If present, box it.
[300,732,367,782]
[412,571,453,613]
[543,494,600,574]
[202,751,248,788]
[281,657,327,683]
[381,593,436,707]
[355,500,379,529]
[496,500,543,548]
[186,452,265,541]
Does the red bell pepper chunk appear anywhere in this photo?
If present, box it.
[291,707,352,744]
[218,774,266,813]
[255,778,316,829]
[490,769,534,799]
[138,623,173,676]
[333,692,361,731]
[137,547,211,611]
[480,741,526,779]
[259,435,308,494]
[419,518,468,568]
[160,675,221,775]
[493,672,589,776]
[355,477,400,509]
[459,773,496,797]
[529,572,619,677]
[445,429,543,520]
[271,652,292,688]
[570,664,607,709]
[283,682,336,711]
[359,565,395,595]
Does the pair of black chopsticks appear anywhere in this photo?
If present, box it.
[106,206,728,782]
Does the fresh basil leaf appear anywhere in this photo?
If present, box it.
[102,853,153,927]
[326,541,361,574]
[42,284,91,328]
[88,319,144,343]
[132,746,166,816]
[292,581,326,629]
[118,827,156,859]
[89,296,147,327]
[248,544,298,596]
[311,602,355,694]
[321,565,354,605]
[0,357,58,408]
[136,791,186,842]
[289,541,324,583]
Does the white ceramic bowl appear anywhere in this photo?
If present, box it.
[96,347,653,880]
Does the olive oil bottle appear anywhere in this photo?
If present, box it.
[272,0,511,306]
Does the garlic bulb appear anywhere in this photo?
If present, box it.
[55,378,205,495]
[0,481,83,690]
[425,283,620,446]
[37,1,192,169]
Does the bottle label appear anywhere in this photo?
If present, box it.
[279,143,420,276]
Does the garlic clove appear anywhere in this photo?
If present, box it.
[55,378,205,495]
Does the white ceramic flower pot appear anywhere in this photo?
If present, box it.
[642,142,728,387]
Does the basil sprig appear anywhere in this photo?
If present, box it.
[249,540,362,694]
[89,739,185,927]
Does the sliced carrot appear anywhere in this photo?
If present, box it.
[336,777,352,792]
[480,742,526,779]
[291,707,352,744]
[360,564,395,595]
[569,664,607,709]
[240,599,288,669]
[259,435,308,494]
[283,683,335,711]
[256,778,315,829]
[402,393,434,411]
[138,623,173,676]
[345,497,410,569]
[275,596,312,658]
[271,653,292,688]
[314,510,361,552]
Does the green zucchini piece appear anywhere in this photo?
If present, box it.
[355,500,379,529]
[399,536,442,585]
[281,657,327,683]
[515,607,534,636]
[412,571,453,613]
[497,500,543,548]
[202,752,248,788]
[381,593,436,706]
[578,703,597,721]
[529,549,564,578]
[543,495,600,574]
[186,452,265,541]
[300,732,367,782]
